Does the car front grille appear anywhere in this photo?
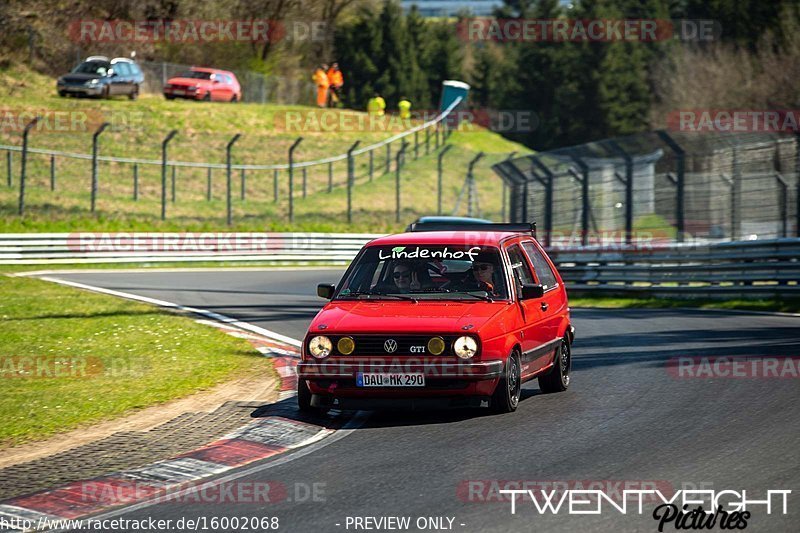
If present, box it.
[328,334,462,357]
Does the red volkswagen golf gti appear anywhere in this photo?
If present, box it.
[163,67,242,102]
[297,223,574,414]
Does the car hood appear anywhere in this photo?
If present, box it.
[61,73,102,83]
[166,77,211,87]
[309,300,510,335]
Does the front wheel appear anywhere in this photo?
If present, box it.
[128,85,139,100]
[297,379,327,416]
[491,351,521,413]
[539,337,571,393]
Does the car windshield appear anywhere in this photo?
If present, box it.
[72,61,110,75]
[336,244,509,300]
[178,71,213,80]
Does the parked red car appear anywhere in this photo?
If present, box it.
[297,223,574,414]
[163,67,241,102]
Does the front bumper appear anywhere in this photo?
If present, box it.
[163,88,201,99]
[297,359,503,380]
[57,83,104,96]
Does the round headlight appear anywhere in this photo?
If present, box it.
[337,336,355,355]
[453,336,478,359]
[308,336,332,359]
[427,336,446,356]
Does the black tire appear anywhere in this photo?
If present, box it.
[230,94,238,103]
[58,91,66,97]
[539,337,571,393]
[102,85,110,99]
[297,379,327,415]
[491,351,521,413]
[165,95,175,100]
[203,92,211,102]
[129,85,139,100]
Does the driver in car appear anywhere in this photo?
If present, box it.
[453,252,500,295]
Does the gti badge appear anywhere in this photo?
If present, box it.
[384,339,398,353]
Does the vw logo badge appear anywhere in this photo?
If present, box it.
[384,339,398,353]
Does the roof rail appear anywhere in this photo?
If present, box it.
[409,222,537,238]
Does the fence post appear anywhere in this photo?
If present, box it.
[18,117,40,216]
[49,155,55,191]
[302,167,307,198]
[385,142,391,175]
[347,141,361,224]
[206,167,212,201]
[133,164,139,201]
[414,130,419,159]
[90,122,111,213]
[328,162,333,192]
[171,165,177,203]
[288,137,303,223]
[775,173,788,238]
[570,156,590,246]
[437,145,452,215]
[395,141,409,223]
[608,140,634,245]
[6,151,11,187]
[161,130,178,221]
[656,131,686,242]
[226,133,242,226]
[466,152,485,217]
[369,150,374,182]
[273,169,279,202]
[425,127,430,155]
[530,157,554,247]
[240,168,246,200]
[435,122,440,149]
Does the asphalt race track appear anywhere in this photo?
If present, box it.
[43,269,800,532]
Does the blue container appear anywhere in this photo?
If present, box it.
[440,80,470,113]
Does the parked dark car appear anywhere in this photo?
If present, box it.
[57,56,144,99]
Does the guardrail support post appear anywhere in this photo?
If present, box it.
[91,122,111,213]
[226,133,242,226]
[395,141,409,223]
[368,150,374,182]
[18,117,39,216]
[347,141,360,224]
[206,167,212,201]
[570,156,590,246]
[6,151,12,187]
[133,164,139,201]
[49,155,55,191]
[437,145,452,215]
[274,169,279,202]
[288,137,303,223]
[657,131,686,242]
[161,130,178,221]
[530,157,554,247]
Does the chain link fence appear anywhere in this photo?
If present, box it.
[493,131,800,247]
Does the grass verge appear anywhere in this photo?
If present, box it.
[0,275,273,448]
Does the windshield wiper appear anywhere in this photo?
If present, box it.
[417,287,494,302]
[339,290,418,302]
[456,291,494,302]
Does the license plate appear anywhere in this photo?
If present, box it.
[173,90,185,95]
[356,372,425,387]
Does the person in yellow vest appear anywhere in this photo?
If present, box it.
[398,96,412,120]
[367,93,386,117]
[312,64,330,108]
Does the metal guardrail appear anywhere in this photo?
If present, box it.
[3,233,798,300]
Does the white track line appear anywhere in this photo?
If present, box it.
[38,276,301,347]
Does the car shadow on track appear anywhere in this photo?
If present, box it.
[248,386,547,429]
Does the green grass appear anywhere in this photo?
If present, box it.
[0,275,273,447]
[0,64,530,233]
[570,296,800,314]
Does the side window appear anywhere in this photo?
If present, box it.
[506,244,535,293]
[114,62,130,76]
[522,242,558,289]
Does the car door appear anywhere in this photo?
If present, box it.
[110,62,129,95]
[506,243,551,377]
[522,240,563,358]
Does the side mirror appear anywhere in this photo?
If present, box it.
[317,283,335,299]
[520,283,544,300]
[107,69,116,77]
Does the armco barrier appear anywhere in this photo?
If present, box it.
[2,234,798,299]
